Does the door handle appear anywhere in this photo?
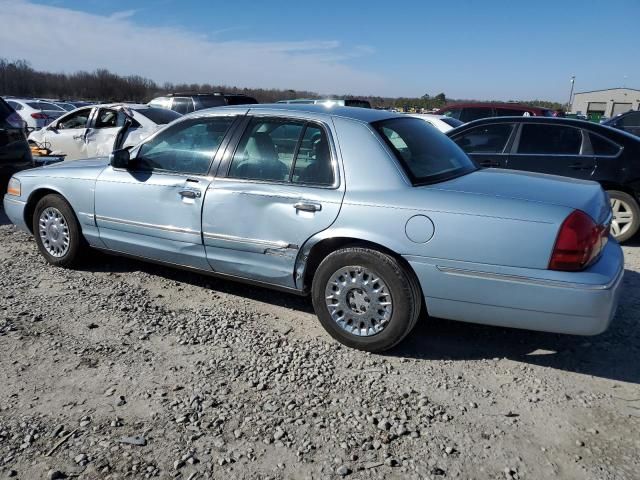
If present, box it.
[72,134,84,140]
[179,189,202,199]
[569,163,591,170]
[294,201,322,212]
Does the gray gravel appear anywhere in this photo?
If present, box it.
[1,207,639,479]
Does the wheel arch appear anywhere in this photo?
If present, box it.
[23,187,66,234]
[298,235,424,303]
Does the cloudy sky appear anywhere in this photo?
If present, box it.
[1,0,638,100]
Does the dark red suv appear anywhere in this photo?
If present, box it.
[435,102,555,123]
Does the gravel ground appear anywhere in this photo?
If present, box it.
[1,206,639,480]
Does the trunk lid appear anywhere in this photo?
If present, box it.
[431,168,611,225]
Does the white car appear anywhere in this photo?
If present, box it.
[5,98,66,130]
[28,104,182,161]
[408,113,464,133]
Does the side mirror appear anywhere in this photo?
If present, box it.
[110,148,130,169]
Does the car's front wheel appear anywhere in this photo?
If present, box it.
[32,194,86,267]
[311,247,422,352]
[608,190,639,243]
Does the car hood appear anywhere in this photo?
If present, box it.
[430,168,611,224]
[16,157,110,180]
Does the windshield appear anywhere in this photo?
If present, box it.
[135,107,182,125]
[373,117,476,185]
[441,117,464,128]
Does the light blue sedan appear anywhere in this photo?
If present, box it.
[3,105,624,351]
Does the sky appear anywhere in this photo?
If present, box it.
[0,0,638,101]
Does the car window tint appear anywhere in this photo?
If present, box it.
[134,108,182,125]
[589,133,621,156]
[198,96,227,108]
[518,124,582,155]
[95,109,123,129]
[373,117,476,185]
[441,117,463,128]
[619,112,640,127]
[454,124,514,153]
[228,118,304,182]
[291,125,334,185]
[7,101,22,111]
[496,108,526,116]
[460,108,493,123]
[58,109,91,129]
[135,116,235,174]
[172,97,195,114]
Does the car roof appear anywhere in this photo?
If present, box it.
[438,102,550,112]
[197,103,402,123]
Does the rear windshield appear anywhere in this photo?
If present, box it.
[27,101,64,111]
[441,117,464,128]
[373,117,476,185]
[135,107,182,125]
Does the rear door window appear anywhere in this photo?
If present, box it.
[619,112,640,127]
[589,133,621,156]
[228,118,305,182]
[453,124,514,153]
[517,124,582,155]
[460,108,493,123]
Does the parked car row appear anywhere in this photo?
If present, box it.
[447,116,640,242]
[3,104,624,353]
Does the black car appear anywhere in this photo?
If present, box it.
[602,110,640,137]
[447,116,640,242]
[0,98,33,194]
[148,92,258,115]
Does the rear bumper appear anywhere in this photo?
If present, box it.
[406,240,624,336]
[2,195,29,233]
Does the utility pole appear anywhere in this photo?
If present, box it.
[567,75,575,112]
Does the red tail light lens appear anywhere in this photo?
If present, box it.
[31,112,47,119]
[549,210,608,271]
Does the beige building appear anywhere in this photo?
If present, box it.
[571,87,640,118]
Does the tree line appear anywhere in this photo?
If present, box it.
[0,58,563,110]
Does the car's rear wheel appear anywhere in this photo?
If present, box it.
[311,247,421,352]
[608,190,639,243]
[32,194,85,267]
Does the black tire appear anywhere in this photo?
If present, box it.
[607,190,640,243]
[311,247,422,352]
[32,194,86,267]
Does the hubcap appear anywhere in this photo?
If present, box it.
[610,198,634,238]
[324,266,393,337]
[38,207,70,257]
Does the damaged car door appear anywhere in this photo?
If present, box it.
[38,107,92,160]
[84,107,130,158]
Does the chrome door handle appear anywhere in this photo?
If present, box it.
[179,189,202,199]
[73,134,84,140]
[294,201,322,212]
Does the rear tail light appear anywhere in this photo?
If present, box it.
[31,112,47,119]
[549,210,609,271]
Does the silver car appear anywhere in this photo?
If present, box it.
[3,105,624,352]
